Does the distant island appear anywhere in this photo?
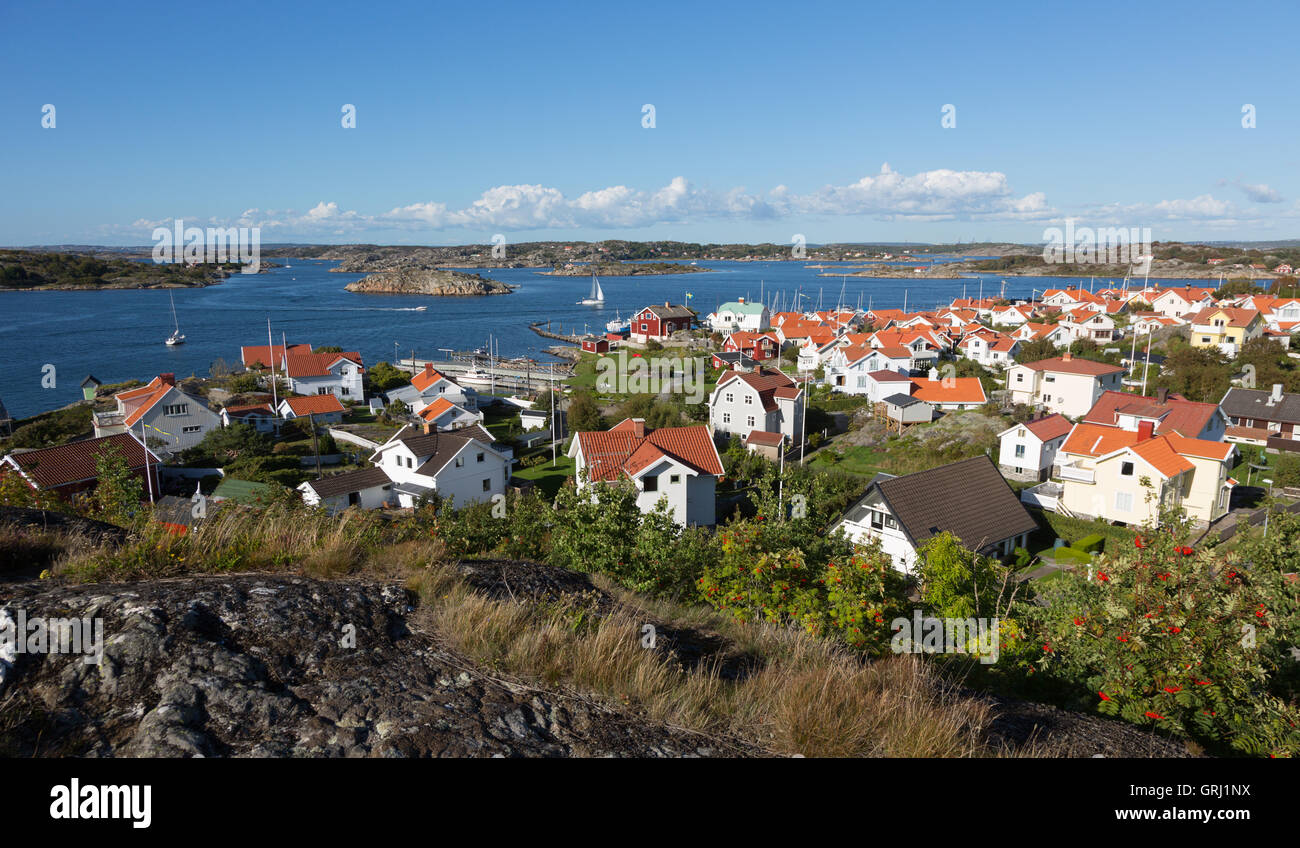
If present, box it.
[0,249,244,290]
[344,267,515,296]
[540,261,709,276]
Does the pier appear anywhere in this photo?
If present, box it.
[396,356,573,395]
[528,320,584,344]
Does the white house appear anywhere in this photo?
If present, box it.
[709,367,804,444]
[568,418,724,526]
[283,351,365,401]
[829,456,1038,573]
[399,364,480,411]
[416,396,483,431]
[363,423,510,509]
[707,299,769,333]
[957,333,1019,369]
[298,466,393,513]
[278,394,346,424]
[1150,287,1215,320]
[1005,354,1126,417]
[220,403,277,433]
[1060,308,1117,344]
[997,413,1073,481]
[92,373,222,452]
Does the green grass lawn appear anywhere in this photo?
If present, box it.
[808,444,892,477]
[513,453,575,498]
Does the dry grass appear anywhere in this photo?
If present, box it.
[409,562,1008,758]
[37,503,1020,757]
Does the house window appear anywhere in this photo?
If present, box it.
[477,452,485,463]
[1044,375,1055,383]
[670,474,680,484]
[725,393,733,403]
[406,457,413,468]
[455,457,464,467]
[870,510,885,530]
[317,387,330,395]
[163,404,187,416]
[643,475,658,492]
[1121,461,1134,476]
[722,412,731,424]
[1014,444,1025,458]
[1115,491,1133,512]
[1015,372,1023,383]
[640,323,648,331]
[747,416,755,428]
[182,425,201,434]
[1201,337,1212,344]
[482,478,491,491]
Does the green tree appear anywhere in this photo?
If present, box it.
[183,423,273,466]
[567,391,604,433]
[367,361,410,393]
[91,443,145,526]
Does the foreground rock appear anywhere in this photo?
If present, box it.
[0,575,750,757]
[345,267,514,296]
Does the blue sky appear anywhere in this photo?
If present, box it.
[2,0,1297,246]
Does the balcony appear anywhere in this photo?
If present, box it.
[1054,464,1094,484]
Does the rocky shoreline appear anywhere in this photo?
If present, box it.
[344,267,515,296]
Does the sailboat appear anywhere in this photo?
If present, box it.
[577,273,605,305]
[165,291,185,346]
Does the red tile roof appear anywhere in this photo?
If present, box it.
[284,352,363,378]
[282,394,345,415]
[4,433,159,490]
[575,422,723,483]
[745,430,784,447]
[410,364,451,392]
[240,343,311,368]
[1083,390,1219,438]
[417,397,457,421]
[1019,355,1124,376]
[1022,414,1073,442]
[910,376,987,405]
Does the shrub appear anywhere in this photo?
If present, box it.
[1072,534,1105,553]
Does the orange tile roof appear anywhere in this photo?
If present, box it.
[1061,422,1143,457]
[1128,436,1195,478]
[118,376,180,427]
[417,397,457,421]
[411,364,450,392]
[1188,307,1261,328]
[910,376,986,405]
[282,394,345,415]
[1083,390,1219,437]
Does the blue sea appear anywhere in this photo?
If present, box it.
[0,258,1222,419]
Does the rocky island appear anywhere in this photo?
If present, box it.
[344,267,515,296]
[540,261,709,276]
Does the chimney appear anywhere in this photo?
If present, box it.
[1061,351,1072,361]
[159,372,175,386]
[1157,387,1168,404]
[1137,420,1155,441]
[1270,383,1284,404]
[631,419,646,438]
[664,301,670,308]
[928,367,939,382]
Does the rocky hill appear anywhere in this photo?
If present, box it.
[0,559,1191,758]
[344,268,514,297]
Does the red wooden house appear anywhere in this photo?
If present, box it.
[630,303,696,343]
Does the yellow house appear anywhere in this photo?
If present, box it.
[1188,307,1263,353]
[1055,421,1236,526]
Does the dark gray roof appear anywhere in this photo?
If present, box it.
[883,393,924,407]
[80,375,101,387]
[304,466,391,498]
[1220,387,1300,425]
[852,455,1038,552]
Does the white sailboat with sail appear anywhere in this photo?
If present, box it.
[165,291,185,346]
[577,273,605,305]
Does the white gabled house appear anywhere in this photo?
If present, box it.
[997,413,1073,481]
[416,396,484,431]
[707,299,769,333]
[709,367,804,444]
[568,418,724,526]
[283,351,365,401]
[93,373,222,452]
[278,394,347,424]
